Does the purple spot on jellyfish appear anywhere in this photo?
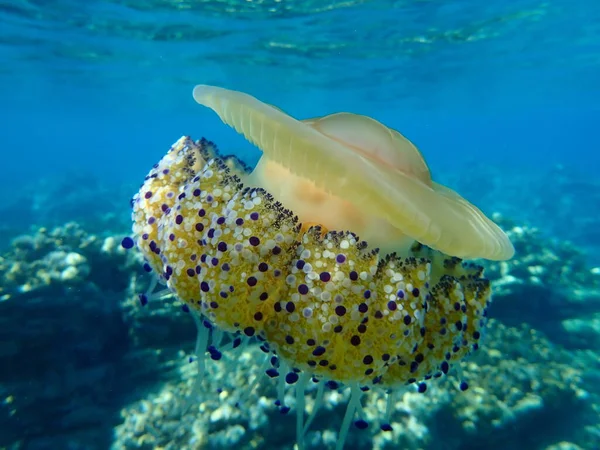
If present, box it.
[121,237,134,249]
[298,284,309,295]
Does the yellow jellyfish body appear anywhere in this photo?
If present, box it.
[192,85,514,261]
[127,136,494,450]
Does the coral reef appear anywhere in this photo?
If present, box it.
[0,222,131,295]
[111,320,597,450]
[0,223,138,448]
[483,217,600,350]
[0,215,598,450]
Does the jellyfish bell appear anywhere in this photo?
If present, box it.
[192,84,514,261]
[247,112,433,255]
[301,112,432,185]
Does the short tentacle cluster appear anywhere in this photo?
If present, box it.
[125,136,492,449]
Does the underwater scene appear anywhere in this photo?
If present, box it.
[1,0,600,449]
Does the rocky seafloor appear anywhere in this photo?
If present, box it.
[0,217,599,450]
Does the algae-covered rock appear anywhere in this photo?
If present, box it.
[111,320,596,450]
[1,219,598,450]
[0,224,139,448]
[484,220,600,350]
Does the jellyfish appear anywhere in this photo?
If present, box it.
[124,85,514,450]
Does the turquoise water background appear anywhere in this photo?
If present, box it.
[2,0,599,188]
[1,2,600,449]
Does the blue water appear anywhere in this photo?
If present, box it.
[1,1,600,449]
[2,0,599,187]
